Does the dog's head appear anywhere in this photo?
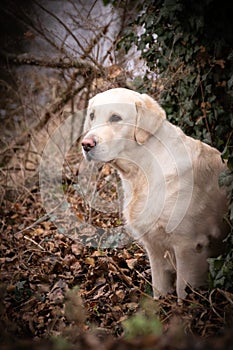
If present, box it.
[82,88,166,162]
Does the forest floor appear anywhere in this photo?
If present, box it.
[1,149,233,350]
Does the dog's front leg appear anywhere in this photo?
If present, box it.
[145,245,175,299]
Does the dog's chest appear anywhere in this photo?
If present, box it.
[120,163,183,239]
[121,176,165,235]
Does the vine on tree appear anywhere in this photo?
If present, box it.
[116,0,233,290]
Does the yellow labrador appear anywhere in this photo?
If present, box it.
[81,88,228,300]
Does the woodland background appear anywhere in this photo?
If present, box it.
[0,0,233,349]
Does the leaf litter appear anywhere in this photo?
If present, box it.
[1,150,233,349]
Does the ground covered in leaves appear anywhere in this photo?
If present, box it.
[1,159,233,349]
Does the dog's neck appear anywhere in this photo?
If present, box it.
[111,158,138,178]
[110,142,151,182]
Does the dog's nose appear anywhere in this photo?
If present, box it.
[81,137,96,152]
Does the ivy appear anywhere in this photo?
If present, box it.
[117,0,233,291]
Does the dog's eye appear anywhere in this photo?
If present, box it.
[109,114,122,123]
[90,112,94,121]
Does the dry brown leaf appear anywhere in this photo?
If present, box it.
[71,243,83,256]
[85,257,95,267]
[126,258,138,269]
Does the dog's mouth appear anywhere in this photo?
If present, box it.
[82,145,114,163]
[83,149,95,162]
[81,135,118,163]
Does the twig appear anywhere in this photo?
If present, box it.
[14,214,49,236]
[23,235,45,251]
[80,24,109,60]
[86,0,98,18]
[0,80,87,159]
[33,0,104,73]
[216,288,233,306]
[14,202,62,237]
[209,289,225,321]
[0,50,99,74]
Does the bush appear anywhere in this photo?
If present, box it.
[117,0,233,290]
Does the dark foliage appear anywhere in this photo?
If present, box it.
[117,0,233,289]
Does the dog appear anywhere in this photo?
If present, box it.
[81,88,228,300]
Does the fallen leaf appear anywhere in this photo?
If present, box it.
[126,258,138,269]
[85,257,95,267]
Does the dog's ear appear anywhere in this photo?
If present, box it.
[135,94,166,145]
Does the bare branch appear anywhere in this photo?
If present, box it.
[0,78,88,159]
[2,4,66,55]
[0,51,100,76]
[33,0,104,71]
[86,0,99,19]
[80,24,110,60]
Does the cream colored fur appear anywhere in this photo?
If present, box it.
[82,88,228,300]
